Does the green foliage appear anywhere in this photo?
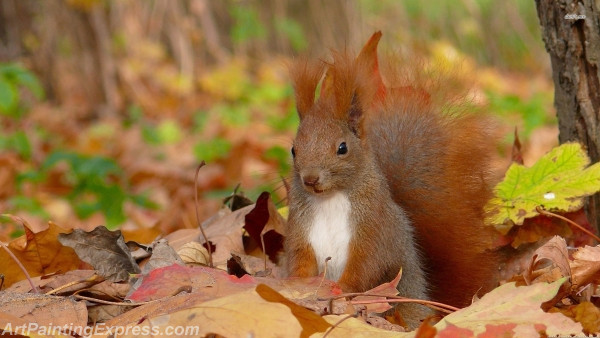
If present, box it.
[7,196,49,218]
[0,63,44,118]
[124,104,143,128]
[358,0,544,71]
[275,17,307,52]
[264,145,291,176]
[0,131,32,159]
[194,138,232,162]
[230,6,266,45]
[142,119,183,145]
[485,143,600,234]
[214,103,252,127]
[8,151,156,229]
[42,151,128,228]
[193,110,210,133]
[487,91,554,137]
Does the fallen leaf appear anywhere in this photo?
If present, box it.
[352,269,402,313]
[0,291,87,330]
[486,143,600,233]
[551,301,600,335]
[510,214,572,248]
[319,314,405,337]
[165,204,255,266]
[570,244,600,292]
[127,264,216,301]
[58,226,141,282]
[177,241,209,265]
[0,216,84,287]
[434,278,583,336]
[243,192,285,263]
[120,285,308,337]
[256,284,331,337]
[525,236,571,285]
[140,238,184,274]
[227,253,250,277]
[7,269,97,294]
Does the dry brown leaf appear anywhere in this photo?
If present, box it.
[570,245,600,292]
[551,301,600,335]
[511,216,572,248]
[0,217,84,287]
[177,241,209,265]
[7,269,97,294]
[140,239,184,274]
[58,226,141,282]
[525,236,571,285]
[0,291,87,331]
[352,269,402,313]
[319,315,404,337]
[165,205,255,266]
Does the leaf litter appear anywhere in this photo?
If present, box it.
[2,142,600,336]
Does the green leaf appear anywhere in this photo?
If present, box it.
[156,119,182,144]
[485,143,600,233]
[0,78,17,114]
[11,66,44,99]
[7,131,32,159]
[194,138,231,162]
[275,18,307,52]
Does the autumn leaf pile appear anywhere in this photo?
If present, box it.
[1,141,599,336]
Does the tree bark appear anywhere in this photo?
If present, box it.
[535,0,600,237]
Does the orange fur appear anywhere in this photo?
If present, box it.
[286,31,501,312]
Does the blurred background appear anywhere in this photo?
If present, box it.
[0,0,558,241]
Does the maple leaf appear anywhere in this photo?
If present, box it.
[434,278,583,336]
[0,216,83,287]
[485,142,600,234]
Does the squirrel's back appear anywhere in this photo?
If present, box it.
[367,92,500,307]
[348,31,501,306]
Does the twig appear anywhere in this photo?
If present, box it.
[0,240,40,294]
[322,314,356,337]
[351,298,460,314]
[45,274,102,295]
[194,161,213,267]
[536,206,600,243]
[323,292,461,313]
[260,231,267,272]
[314,257,331,300]
[73,294,159,306]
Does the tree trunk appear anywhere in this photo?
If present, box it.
[535,0,600,237]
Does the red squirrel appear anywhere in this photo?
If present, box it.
[285,32,500,326]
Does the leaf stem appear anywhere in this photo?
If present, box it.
[194,161,213,267]
[535,206,600,243]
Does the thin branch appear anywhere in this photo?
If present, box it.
[45,274,102,295]
[536,206,600,243]
[194,161,213,267]
[0,241,40,294]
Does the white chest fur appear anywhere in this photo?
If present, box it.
[308,192,352,281]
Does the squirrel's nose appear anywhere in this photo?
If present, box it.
[302,175,320,187]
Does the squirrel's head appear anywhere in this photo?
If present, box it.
[289,32,383,196]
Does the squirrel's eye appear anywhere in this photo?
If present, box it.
[337,142,348,155]
[291,146,296,158]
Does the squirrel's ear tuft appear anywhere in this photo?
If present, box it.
[356,31,386,105]
[289,59,324,120]
[345,31,385,137]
